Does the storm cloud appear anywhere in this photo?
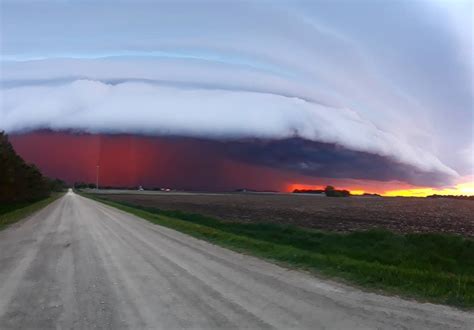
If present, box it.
[1,0,472,186]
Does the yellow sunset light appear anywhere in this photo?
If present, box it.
[383,181,474,197]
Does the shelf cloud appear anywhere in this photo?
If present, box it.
[1,78,457,183]
[1,0,472,187]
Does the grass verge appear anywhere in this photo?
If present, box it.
[0,193,64,230]
[84,193,474,309]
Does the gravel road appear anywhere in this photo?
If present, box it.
[0,191,472,329]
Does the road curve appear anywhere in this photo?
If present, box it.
[0,191,472,329]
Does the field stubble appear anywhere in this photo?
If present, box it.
[100,192,474,236]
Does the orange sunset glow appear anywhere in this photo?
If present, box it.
[382,180,474,197]
[287,178,474,197]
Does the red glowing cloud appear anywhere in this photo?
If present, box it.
[10,131,300,191]
[10,131,471,195]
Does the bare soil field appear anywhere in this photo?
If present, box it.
[99,192,474,236]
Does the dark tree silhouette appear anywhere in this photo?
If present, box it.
[0,131,55,203]
[325,185,350,197]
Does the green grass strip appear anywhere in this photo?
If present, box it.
[0,193,64,230]
[84,193,474,309]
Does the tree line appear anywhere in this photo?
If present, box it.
[0,132,67,204]
[293,185,351,197]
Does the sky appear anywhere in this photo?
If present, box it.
[0,0,473,194]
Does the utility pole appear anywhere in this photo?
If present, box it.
[96,165,100,190]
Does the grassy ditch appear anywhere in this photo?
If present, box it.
[85,193,474,309]
[0,193,64,230]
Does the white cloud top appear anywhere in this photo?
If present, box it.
[1,0,472,183]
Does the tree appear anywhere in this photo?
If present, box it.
[0,131,52,203]
[49,178,67,192]
[324,185,350,197]
[324,186,335,193]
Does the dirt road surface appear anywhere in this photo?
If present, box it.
[0,191,472,329]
